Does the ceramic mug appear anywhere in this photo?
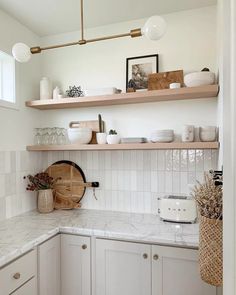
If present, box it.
[96,133,107,144]
[182,125,194,142]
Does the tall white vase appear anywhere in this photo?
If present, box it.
[40,77,52,100]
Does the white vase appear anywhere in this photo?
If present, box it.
[37,189,54,213]
[96,133,107,144]
[107,134,120,144]
[40,77,52,100]
[53,86,61,99]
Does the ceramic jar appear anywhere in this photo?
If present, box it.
[40,77,52,100]
[199,126,217,142]
[182,125,194,142]
[96,133,107,144]
[37,189,54,213]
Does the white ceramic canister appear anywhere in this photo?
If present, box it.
[96,133,107,144]
[53,86,61,99]
[40,77,52,100]
[182,125,194,142]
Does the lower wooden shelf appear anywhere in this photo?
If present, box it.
[26,142,219,151]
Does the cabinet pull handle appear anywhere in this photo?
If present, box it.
[82,244,87,250]
[153,254,159,260]
[143,253,148,259]
[13,272,21,279]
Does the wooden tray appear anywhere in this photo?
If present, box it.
[148,70,184,90]
[46,161,87,210]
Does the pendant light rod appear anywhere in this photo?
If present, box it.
[30,28,142,54]
[80,0,85,41]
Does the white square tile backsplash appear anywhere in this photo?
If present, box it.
[0,149,218,220]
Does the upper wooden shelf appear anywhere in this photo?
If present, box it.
[27,142,219,151]
[26,85,219,110]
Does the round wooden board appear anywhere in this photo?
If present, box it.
[46,161,86,209]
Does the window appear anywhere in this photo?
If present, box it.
[0,50,16,108]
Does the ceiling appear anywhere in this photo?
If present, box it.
[0,0,217,36]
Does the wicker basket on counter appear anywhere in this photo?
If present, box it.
[199,216,223,286]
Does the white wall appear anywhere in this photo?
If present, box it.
[0,9,43,220]
[0,9,41,150]
[40,6,217,138]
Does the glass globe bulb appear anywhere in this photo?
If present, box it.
[12,43,32,63]
[142,16,167,41]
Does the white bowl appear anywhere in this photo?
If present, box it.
[151,136,174,143]
[184,72,215,87]
[68,127,92,144]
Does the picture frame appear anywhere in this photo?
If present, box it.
[126,54,159,91]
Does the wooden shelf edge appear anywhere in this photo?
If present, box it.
[26,142,219,151]
[25,85,219,110]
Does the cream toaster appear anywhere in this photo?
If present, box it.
[159,195,197,223]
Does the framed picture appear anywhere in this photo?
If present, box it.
[126,54,159,91]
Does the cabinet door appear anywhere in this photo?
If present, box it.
[11,277,37,295]
[38,235,61,295]
[96,239,151,295]
[61,234,91,295]
[152,245,217,295]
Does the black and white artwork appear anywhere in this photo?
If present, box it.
[126,54,158,91]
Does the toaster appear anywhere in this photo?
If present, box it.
[159,195,197,223]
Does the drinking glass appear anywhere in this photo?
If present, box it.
[34,128,42,145]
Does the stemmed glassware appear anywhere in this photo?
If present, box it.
[34,127,68,145]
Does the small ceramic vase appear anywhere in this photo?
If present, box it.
[107,134,120,144]
[37,189,54,213]
[96,133,107,144]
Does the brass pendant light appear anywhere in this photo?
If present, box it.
[12,0,167,62]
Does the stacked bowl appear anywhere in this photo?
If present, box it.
[150,130,174,143]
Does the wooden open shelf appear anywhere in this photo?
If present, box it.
[27,142,219,151]
[25,85,219,110]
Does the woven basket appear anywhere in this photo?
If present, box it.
[199,215,223,287]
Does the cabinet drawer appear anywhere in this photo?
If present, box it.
[11,277,37,295]
[0,249,37,295]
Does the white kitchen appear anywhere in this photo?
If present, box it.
[0,0,235,294]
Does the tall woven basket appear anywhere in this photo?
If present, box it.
[199,215,223,286]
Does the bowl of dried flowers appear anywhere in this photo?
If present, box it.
[192,171,223,287]
[24,172,60,213]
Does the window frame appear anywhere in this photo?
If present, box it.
[0,50,18,110]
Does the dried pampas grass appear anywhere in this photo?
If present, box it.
[192,173,222,220]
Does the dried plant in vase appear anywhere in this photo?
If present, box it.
[24,172,60,214]
[191,171,223,287]
[192,172,222,220]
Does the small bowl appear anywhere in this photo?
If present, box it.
[68,127,92,144]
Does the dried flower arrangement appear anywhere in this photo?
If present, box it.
[192,172,223,220]
[24,172,60,191]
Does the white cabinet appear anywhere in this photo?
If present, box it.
[0,249,37,295]
[38,235,61,295]
[95,239,217,295]
[152,245,217,295]
[11,277,37,295]
[61,234,91,295]
[96,239,152,295]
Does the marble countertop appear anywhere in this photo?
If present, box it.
[0,209,199,268]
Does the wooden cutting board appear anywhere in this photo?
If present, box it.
[148,70,184,90]
[46,161,86,210]
[70,120,105,144]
